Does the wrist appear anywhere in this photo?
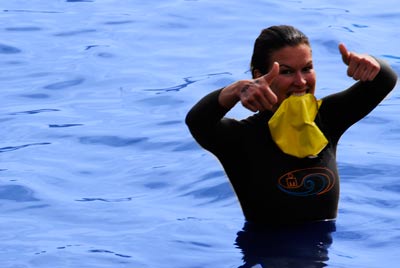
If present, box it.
[218,80,244,109]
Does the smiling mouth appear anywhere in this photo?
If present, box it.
[288,89,308,97]
[292,91,306,96]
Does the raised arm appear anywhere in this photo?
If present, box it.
[320,44,398,139]
[185,62,280,150]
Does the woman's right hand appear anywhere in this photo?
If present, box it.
[219,62,280,112]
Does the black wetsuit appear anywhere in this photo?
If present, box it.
[186,59,397,225]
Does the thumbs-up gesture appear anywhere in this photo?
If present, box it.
[239,62,280,112]
[339,43,380,82]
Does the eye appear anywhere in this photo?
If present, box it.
[302,65,313,73]
[280,69,294,75]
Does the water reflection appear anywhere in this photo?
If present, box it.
[0,185,39,202]
[236,220,336,268]
[0,43,22,54]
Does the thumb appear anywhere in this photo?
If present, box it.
[339,43,350,65]
[263,62,280,84]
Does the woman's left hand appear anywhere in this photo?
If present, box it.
[339,43,381,82]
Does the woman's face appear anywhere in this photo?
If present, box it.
[268,44,316,107]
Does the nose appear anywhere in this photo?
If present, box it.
[294,71,307,86]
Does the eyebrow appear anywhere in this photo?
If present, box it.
[279,61,313,69]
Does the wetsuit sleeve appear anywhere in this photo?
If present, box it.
[320,59,398,140]
[185,88,242,151]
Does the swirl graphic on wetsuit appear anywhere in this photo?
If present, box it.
[277,167,336,196]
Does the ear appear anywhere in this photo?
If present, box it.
[253,69,263,78]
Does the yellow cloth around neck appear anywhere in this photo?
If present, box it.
[268,93,328,158]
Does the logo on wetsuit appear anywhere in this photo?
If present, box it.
[277,167,336,197]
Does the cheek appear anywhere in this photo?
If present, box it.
[307,73,316,86]
[271,78,291,95]
[307,77,316,93]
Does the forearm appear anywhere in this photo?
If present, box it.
[186,78,252,132]
[321,58,397,135]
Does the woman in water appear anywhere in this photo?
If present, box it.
[186,25,397,267]
[185,25,397,226]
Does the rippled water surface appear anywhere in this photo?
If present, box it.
[1,0,399,267]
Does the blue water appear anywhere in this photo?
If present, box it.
[0,0,399,267]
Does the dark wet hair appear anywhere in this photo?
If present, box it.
[250,25,310,78]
